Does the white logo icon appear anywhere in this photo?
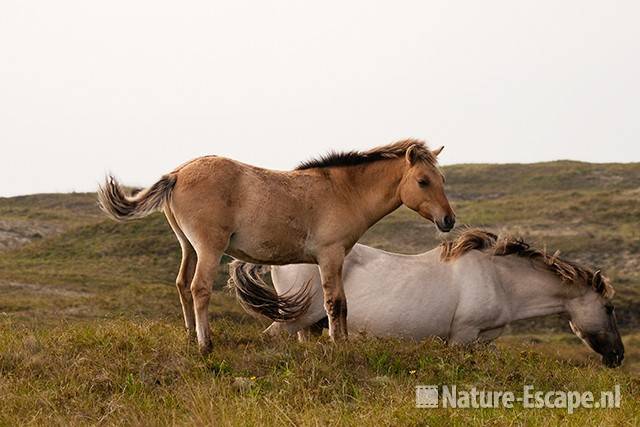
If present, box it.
[416,385,439,408]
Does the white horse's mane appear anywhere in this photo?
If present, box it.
[440,228,614,298]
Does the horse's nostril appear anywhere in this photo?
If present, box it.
[444,215,455,229]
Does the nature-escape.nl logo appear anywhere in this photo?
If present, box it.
[415,384,621,414]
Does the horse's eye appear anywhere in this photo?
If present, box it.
[605,305,614,314]
[418,178,429,187]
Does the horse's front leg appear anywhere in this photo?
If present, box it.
[317,249,348,341]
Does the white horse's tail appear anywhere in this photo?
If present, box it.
[227,260,312,321]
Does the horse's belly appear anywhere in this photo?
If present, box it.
[347,306,453,340]
[343,271,457,340]
[227,231,313,265]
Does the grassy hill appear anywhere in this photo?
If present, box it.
[0,161,639,425]
[0,192,100,251]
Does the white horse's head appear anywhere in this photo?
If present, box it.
[441,230,625,367]
[566,272,624,368]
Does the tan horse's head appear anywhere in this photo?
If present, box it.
[398,145,455,232]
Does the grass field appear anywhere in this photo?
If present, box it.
[0,161,639,425]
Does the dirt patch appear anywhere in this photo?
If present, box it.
[0,281,91,298]
[0,219,65,251]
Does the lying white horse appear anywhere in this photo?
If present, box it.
[229,229,624,367]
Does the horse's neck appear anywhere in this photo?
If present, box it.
[339,159,404,229]
[499,259,570,322]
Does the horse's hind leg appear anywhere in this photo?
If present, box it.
[297,318,326,342]
[165,209,197,338]
[190,236,228,355]
[176,246,197,340]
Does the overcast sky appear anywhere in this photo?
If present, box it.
[1,1,639,196]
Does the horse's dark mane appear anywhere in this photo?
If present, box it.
[440,228,614,298]
[295,139,437,170]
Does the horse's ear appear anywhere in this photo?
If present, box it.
[405,145,419,165]
[593,270,603,292]
[432,146,444,157]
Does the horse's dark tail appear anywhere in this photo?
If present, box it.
[98,174,176,221]
[227,260,312,321]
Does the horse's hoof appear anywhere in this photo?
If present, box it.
[199,340,213,355]
[329,331,348,342]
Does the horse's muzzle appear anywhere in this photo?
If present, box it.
[436,215,456,232]
[602,350,624,368]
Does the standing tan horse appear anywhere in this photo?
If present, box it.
[98,139,455,354]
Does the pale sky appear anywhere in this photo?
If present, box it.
[1,1,639,196]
